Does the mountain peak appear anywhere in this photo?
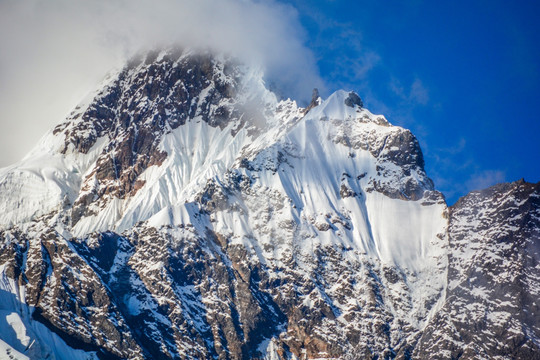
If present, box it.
[303,87,322,113]
[0,48,537,360]
[344,91,363,108]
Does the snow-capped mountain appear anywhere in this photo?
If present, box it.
[0,49,538,360]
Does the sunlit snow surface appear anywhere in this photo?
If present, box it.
[0,61,449,358]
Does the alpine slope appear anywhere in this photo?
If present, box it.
[0,48,538,360]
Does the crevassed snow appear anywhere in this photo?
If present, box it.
[0,126,108,231]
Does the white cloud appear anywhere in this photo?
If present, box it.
[0,0,323,167]
[409,78,429,105]
[338,51,381,81]
[465,170,506,192]
[389,77,429,106]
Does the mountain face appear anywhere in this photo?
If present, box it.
[0,49,538,360]
[415,180,540,359]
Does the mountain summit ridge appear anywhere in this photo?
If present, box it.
[0,48,538,360]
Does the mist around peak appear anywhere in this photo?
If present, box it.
[0,0,324,167]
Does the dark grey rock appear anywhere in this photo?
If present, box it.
[344,91,363,108]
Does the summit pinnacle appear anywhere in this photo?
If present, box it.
[344,90,363,108]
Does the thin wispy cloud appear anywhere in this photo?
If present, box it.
[465,170,506,193]
[430,156,507,204]
[390,77,429,106]
[441,137,467,155]
[341,52,381,81]
[433,168,506,204]
[286,2,382,94]
[0,0,323,167]
[409,79,429,105]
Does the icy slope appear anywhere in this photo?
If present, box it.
[0,128,109,231]
[0,49,299,238]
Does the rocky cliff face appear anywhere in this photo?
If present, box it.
[415,180,540,359]
[0,49,538,360]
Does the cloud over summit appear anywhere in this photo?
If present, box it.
[0,0,323,166]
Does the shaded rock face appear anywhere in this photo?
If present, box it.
[0,50,538,360]
[344,91,363,108]
[1,227,143,359]
[304,88,321,113]
[329,119,435,202]
[415,180,540,359]
[369,129,432,201]
[0,220,429,359]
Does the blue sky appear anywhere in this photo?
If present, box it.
[284,0,540,204]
